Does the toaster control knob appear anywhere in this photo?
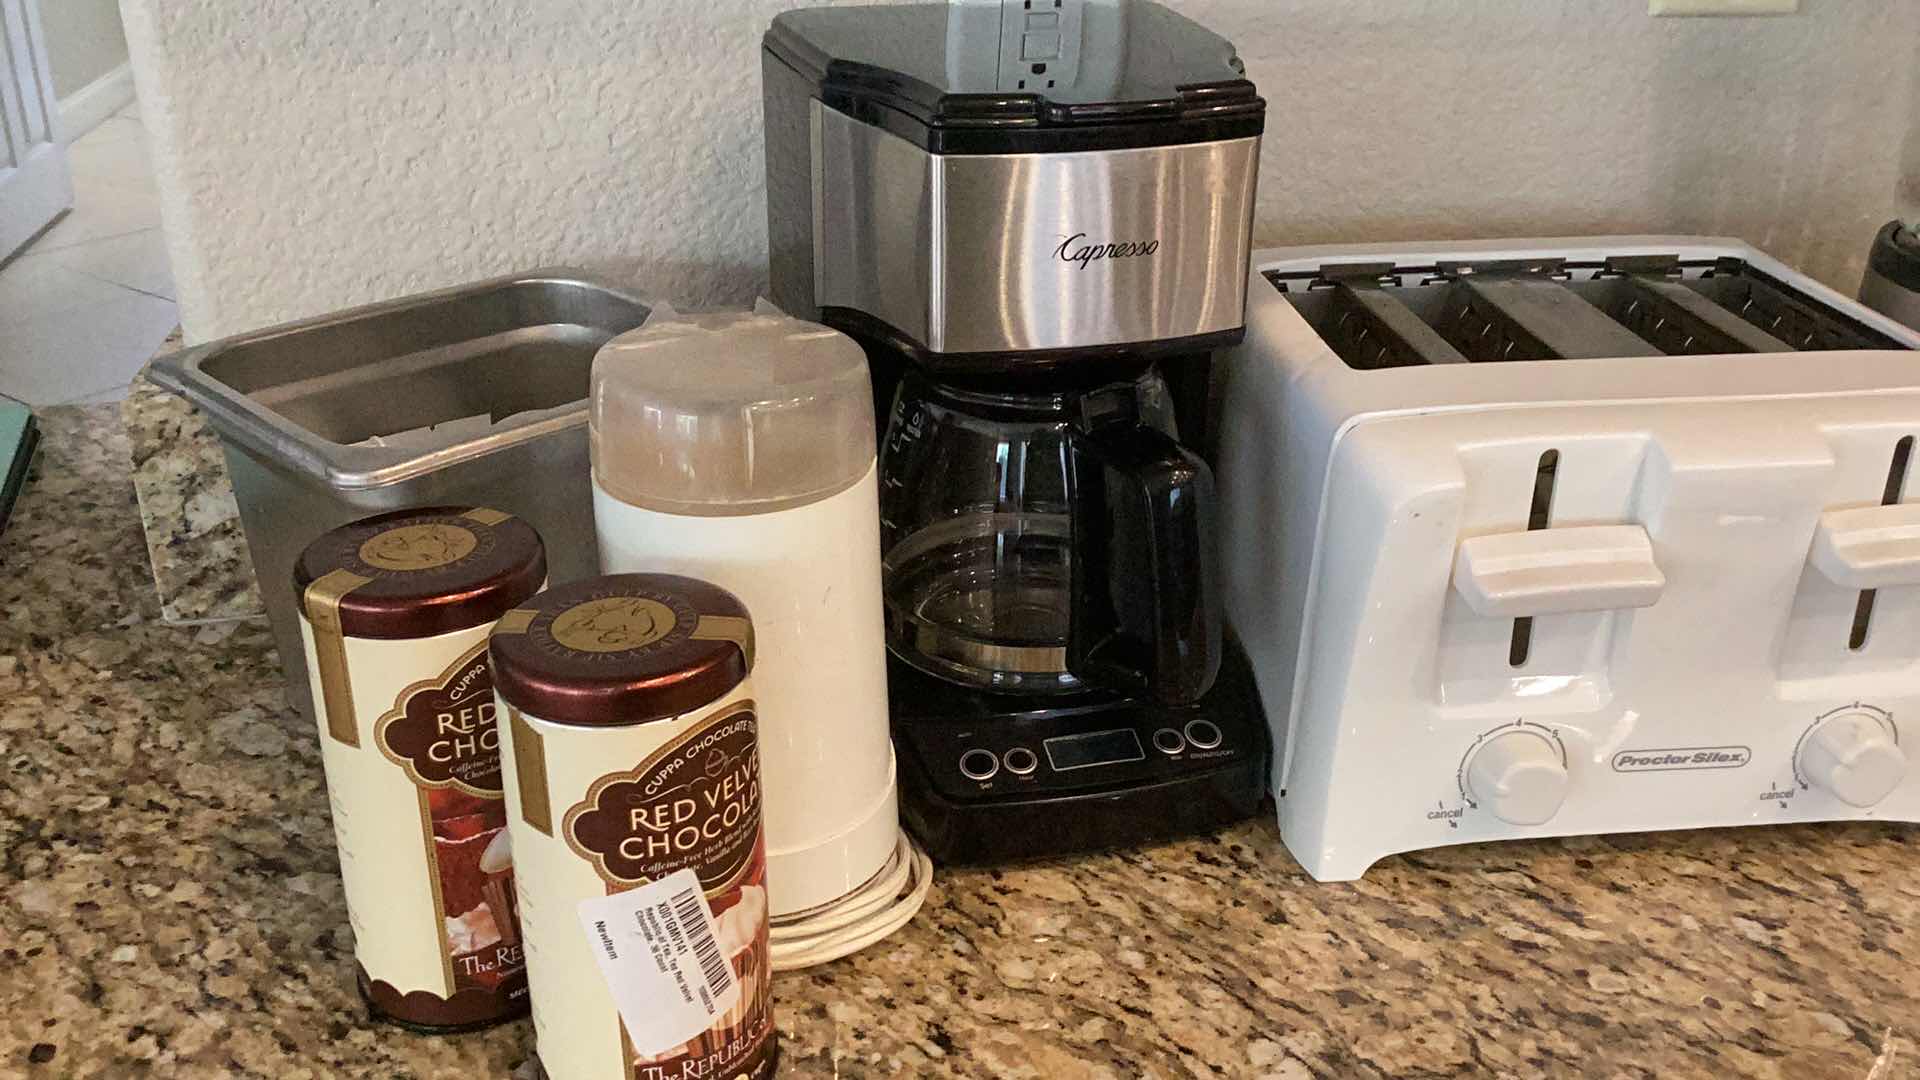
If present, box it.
[1799,711,1906,808]
[1465,730,1568,826]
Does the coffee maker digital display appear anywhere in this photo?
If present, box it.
[763,0,1268,862]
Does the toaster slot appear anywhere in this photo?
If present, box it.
[1687,264,1897,351]
[1326,282,1470,370]
[1597,274,1794,355]
[1284,265,1469,369]
[1442,274,1664,361]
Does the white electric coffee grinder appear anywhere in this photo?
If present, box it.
[590,306,931,967]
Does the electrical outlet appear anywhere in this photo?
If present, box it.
[1650,0,1797,14]
[948,0,1109,92]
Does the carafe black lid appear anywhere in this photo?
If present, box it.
[764,1,1264,154]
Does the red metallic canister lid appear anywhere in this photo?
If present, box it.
[488,573,754,727]
[293,506,547,639]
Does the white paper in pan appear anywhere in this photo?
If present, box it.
[353,411,535,450]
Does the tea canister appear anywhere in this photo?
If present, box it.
[490,573,775,1080]
[294,506,545,1031]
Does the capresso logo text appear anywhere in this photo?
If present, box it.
[1611,746,1751,773]
[1055,232,1160,270]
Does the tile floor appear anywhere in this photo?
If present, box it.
[0,101,179,408]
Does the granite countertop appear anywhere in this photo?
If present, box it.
[5,405,1920,1079]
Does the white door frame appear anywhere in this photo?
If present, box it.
[0,0,73,263]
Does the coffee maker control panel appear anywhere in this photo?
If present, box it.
[889,647,1270,863]
[937,721,1243,792]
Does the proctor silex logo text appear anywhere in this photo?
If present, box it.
[1611,746,1752,773]
[1055,232,1159,270]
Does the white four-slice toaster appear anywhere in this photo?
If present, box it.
[1215,237,1920,881]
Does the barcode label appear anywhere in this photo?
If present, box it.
[577,868,742,1057]
[673,885,735,1001]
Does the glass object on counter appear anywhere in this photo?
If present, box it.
[879,366,1212,699]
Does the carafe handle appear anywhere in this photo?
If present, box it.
[1067,386,1222,705]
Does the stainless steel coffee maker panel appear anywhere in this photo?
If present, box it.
[810,101,1259,355]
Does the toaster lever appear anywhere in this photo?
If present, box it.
[1452,525,1665,618]
[1810,503,1920,589]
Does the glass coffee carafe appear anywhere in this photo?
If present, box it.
[878,367,1222,704]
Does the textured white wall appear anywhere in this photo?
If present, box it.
[122,0,1917,343]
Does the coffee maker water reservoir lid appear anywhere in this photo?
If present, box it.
[765,0,1263,154]
[590,306,876,516]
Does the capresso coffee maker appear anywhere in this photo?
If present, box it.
[762,0,1267,862]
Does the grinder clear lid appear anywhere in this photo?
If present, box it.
[590,305,875,516]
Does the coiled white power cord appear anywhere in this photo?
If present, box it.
[767,831,933,970]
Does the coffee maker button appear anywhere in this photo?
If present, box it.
[1153,728,1186,755]
[959,749,1000,781]
[1003,747,1039,776]
[1184,720,1223,750]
